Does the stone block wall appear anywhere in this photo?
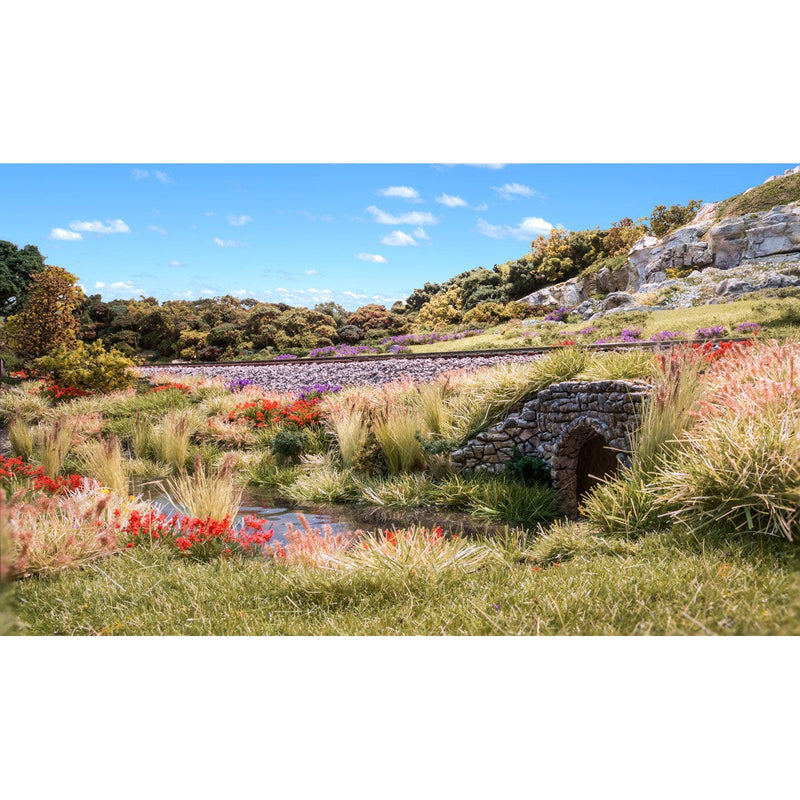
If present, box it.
[450,379,652,516]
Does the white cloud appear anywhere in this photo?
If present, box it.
[131,168,173,184]
[94,281,106,288]
[49,227,82,241]
[168,260,184,267]
[204,211,215,216]
[492,183,540,200]
[110,280,137,290]
[355,253,388,263]
[381,230,417,247]
[377,186,420,201]
[232,289,248,296]
[276,288,289,294]
[476,216,554,240]
[436,193,467,208]
[213,237,243,247]
[343,290,368,299]
[412,227,429,240]
[228,214,253,226]
[474,202,488,211]
[148,225,167,235]
[201,289,215,296]
[70,219,130,234]
[366,206,438,226]
[305,269,318,275]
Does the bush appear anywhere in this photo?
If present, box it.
[271,428,308,463]
[35,339,137,393]
[504,448,551,486]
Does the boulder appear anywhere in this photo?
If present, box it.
[602,291,636,311]
[522,277,586,309]
[743,203,800,261]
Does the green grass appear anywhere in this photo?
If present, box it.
[714,171,800,220]
[8,525,799,635]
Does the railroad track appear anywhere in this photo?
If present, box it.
[142,337,752,370]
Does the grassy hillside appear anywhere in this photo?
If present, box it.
[715,171,800,220]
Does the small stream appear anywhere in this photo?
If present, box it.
[139,484,507,545]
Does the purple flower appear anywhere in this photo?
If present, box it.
[650,330,684,342]
[618,327,643,342]
[228,378,259,393]
[695,326,726,339]
[273,353,298,360]
[297,383,342,401]
[308,344,378,358]
[544,307,568,322]
[736,322,760,334]
[578,326,599,335]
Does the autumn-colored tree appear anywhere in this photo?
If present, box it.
[648,199,702,238]
[602,217,649,255]
[3,266,83,361]
[416,287,464,330]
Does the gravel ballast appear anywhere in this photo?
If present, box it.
[139,354,542,393]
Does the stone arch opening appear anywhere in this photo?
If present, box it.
[550,417,621,518]
[575,432,619,505]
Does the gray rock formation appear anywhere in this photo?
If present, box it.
[519,166,800,317]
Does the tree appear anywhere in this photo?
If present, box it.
[2,266,83,361]
[648,199,702,238]
[313,301,349,327]
[0,240,46,314]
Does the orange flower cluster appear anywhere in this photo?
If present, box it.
[39,384,92,403]
[228,397,322,429]
[118,508,274,561]
[148,382,192,394]
[0,455,84,496]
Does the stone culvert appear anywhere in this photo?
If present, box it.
[450,380,653,517]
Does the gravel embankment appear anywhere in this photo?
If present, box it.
[139,354,542,393]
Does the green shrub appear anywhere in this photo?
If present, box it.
[504,448,550,487]
[271,428,308,464]
[35,339,137,393]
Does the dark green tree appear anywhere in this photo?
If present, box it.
[0,240,46,314]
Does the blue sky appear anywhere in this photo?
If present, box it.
[1,163,796,311]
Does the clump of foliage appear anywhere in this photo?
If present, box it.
[34,339,138,392]
[3,266,83,361]
[0,240,46,314]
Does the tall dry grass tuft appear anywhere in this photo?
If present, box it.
[414,379,454,438]
[9,418,34,461]
[325,399,370,468]
[166,452,243,521]
[2,479,154,580]
[130,413,152,459]
[373,403,427,474]
[655,342,800,542]
[0,388,52,425]
[658,407,800,541]
[36,417,75,478]
[150,408,204,471]
[77,436,128,494]
[582,348,703,535]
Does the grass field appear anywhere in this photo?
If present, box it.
[405,293,800,353]
[6,524,798,636]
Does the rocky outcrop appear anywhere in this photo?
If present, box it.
[519,168,800,316]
